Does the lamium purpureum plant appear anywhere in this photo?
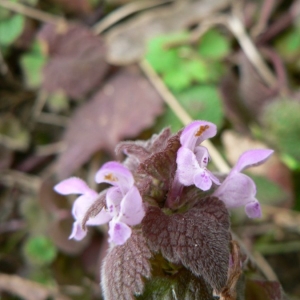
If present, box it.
[54,120,274,300]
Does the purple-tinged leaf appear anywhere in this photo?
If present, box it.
[55,67,163,179]
[101,231,152,300]
[245,279,288,300]
[116,128,172,163]
[142,197,230,292]
[138,132,181,188]
[39,24,109,99]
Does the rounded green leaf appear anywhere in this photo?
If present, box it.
[24,235,57,266]
[0,14,25,46]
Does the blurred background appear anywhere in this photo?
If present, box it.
[0,0,300,299]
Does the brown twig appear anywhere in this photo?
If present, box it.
[139,59,231,173]
[0,0,65,25]
[92,0,175,35]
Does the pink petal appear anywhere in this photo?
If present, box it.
[233,149,274,173]
[106,187,123,215]
[95,161,134,194]
[194,146,210,168]
[180,121,217,150]
[54,177,93,195]
[206,170,221,185]
[213,173,257,209]
[86,207,112,225]
[193,170,212,191]
[69,221,87,241]
[118,186,145,226]
[176,147,202,186]
[245,201,262,218]
[72,194,98,220]
[108,220,132,245]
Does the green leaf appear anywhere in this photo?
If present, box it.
[155,85,224,132]
[21,41,46,88]
[275,27,300,58]
[262,99,300,161]
[198,29,230,59]
[0,14,25,46]
[163,66,191,92]
[176,85,224,127]
[146,32,189,73]
[23,235,57,266]
[250,174,288,206]
[0,115,30,150]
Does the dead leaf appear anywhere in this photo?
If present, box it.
[55,66,163,179]
[39,23,109,99]
[0,273,70,300]
[105,0,230,65]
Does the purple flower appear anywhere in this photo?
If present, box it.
[176,120,220,191]
[54,162,145,245]
[213,149,274,218]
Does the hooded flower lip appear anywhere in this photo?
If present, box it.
[213,149,274,218]
[180,120,217,150]
[176,120,220,191]
[54,162,145,245]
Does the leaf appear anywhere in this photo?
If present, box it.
[262,99,300,161]
[146,32,188,74]
[155,85,224,132]
[138,132,181,189]
[198,29,230,59]
[21,42,46,89]
[0,115,30,151]
[245,280,288,300]
[39,23,109,99]
[138,268,214,300]
[56,67,163,179]
[0,14,25,46]
[101,231,152,300]
[23,235,57,266]
[142,197,231,292]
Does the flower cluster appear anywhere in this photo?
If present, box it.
[54,161,145,245]
[54,120,273,248]
[175,120,274,218]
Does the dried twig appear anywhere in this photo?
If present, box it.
[0,0,65,25]
[139,59,230,173]
[93,0,175,35]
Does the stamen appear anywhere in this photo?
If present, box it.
[195,125,209,137]
[104,173,118,181]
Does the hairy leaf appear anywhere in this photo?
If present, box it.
[142,197,230,292]
[55,67,163,179]
[39,23,108,98]
[101,231,152,300]
[116,128,172,163]
[138,132,180,188]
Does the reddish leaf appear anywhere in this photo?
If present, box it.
[101,230,152,300]
[138,132,181,188]
[39,24,109,98]
[55,67,163,179]
[142,197,231,292]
